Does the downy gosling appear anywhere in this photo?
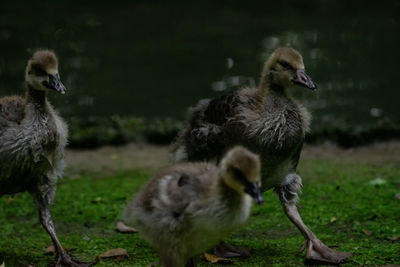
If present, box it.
[170,47,352,264]
[123,146,263,267]
[0,50,91,266]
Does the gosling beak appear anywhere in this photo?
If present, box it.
[43,74,66,94]
[292,69,317,91]
[244,181,264,205]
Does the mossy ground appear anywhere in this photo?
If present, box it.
[1,156,399,266]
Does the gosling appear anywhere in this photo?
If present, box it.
[0,50,90,266]
[170,47,352,264]
[123,146,263,267]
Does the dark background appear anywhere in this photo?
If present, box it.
[1,0,399,145]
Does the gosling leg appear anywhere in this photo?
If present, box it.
[184,258,196,267]
[30,181,94,267]
[276,173,353,264]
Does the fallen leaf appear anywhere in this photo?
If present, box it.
[362,229,372,236]
[44,245,56,255]
[387,235,400,242]
[116,221,138,233]
[91,197,102,204]
[395,193,400,200]
[97,248,127,259]
[330,217,337,223]
[214,242,252,258]
[203,253,233,264]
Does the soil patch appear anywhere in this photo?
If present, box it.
[65,142,400,177]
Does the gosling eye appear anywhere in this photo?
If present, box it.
[279,61,294,71]
[36,69,47,77]
[30,64,47,76]
[229,166,247,185]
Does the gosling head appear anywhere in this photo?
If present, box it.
[219,146,264,205]
[25,50,66,94]
[264,47,317,91]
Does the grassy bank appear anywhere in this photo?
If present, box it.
[1,159,399,266]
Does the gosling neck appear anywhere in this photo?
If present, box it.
[258,69,289,99]
[25,84,49,113]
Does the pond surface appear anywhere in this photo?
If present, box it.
[1,1,399,132]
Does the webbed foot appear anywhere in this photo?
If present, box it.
[53,253,96,267]
[214,242,252,258]
[301,238,353,265]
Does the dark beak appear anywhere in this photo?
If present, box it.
[292,69,317,91]
[42,74,66,94]
[244,181,264,205]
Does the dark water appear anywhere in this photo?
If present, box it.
[1,1,399,132]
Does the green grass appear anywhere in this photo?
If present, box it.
[1,160,400,266]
